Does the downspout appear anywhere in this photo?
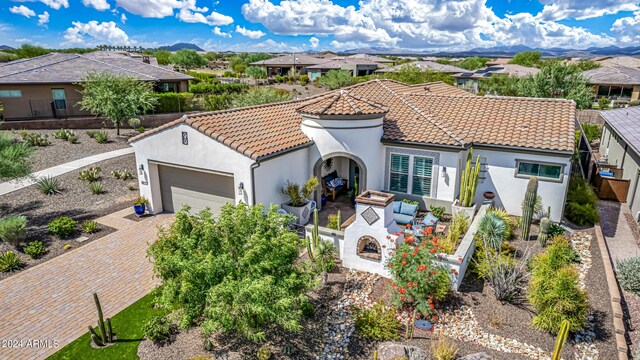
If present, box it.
[250,161,260,206]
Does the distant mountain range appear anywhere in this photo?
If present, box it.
[0,45,15,51]
[340,44,640,58]
[157,43,204,52]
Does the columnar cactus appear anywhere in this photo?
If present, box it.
[307,209,320,262]
[538,217,550,247]
[459,150,481,207]
[552,320,571,360]
[88,293,114,347]
[521,177,539,240]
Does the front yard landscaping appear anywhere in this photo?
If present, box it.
[0,154,137,279]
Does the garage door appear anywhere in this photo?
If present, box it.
[158,165,235,215]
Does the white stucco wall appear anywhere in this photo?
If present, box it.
[131,123,254,213]
[473,148,572,222]
[602,124,640,214]
[253,148,311,207]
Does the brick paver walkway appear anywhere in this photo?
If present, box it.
[0,210,173,360]
[598,200,640,266]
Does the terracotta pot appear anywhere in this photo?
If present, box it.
[483,191,495,199]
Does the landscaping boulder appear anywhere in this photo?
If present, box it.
[459,352,492,360]
[377,342,428,360]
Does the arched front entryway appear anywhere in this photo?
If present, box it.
[312,152,367,214]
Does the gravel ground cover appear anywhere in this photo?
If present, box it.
[2,128,133,172]
[623,290,640,357]
[0,154,138,280]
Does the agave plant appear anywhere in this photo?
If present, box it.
[36,176,62,195]
[281,177,318,207]
[477,212,508,249]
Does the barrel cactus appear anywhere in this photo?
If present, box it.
[521,177,538,240]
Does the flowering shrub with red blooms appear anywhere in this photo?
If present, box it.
[387,235,451,319]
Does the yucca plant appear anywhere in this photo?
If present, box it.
[477,212,508,249]
[315,240,338,285]
[82,220,99,234]
[459,149,481,207]
[0,251,23,272]
[89,182,104,195]
[36,176,62,195]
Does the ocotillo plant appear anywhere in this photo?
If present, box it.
[88,292,114,347]
[552,320,570,360]
[459,150,481,207]
[521,177,539,240]
[307,209,320,262]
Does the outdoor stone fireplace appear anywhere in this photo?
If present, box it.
[357,235,381,261]
[341,190,403,277]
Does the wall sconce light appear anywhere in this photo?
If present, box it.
[138,164,144,175]
[441,166,447,178]
[237,182,244,196]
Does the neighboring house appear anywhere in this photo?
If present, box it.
[0,52,193,120]
[454,64,540,93]
[250,54,329,76]
[332,54,396,66]
[600,107,640,215]
[593,56,640,69]
[375,61,466,74]
[486,58,512,66]
[130,79,575,222]
[582,66,640,103]
[306,58,380,80]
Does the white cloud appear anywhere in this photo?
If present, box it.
[14,0,69,10]
[309,36,319,49]
[38,11,50,26]
[63,20,133,46]
[255,38,302,52]
[10,5,36,18]
[212,26,231,38]
[120,13,127,24]
[536,1,639,21]
[82,0,110,11]
[235,25,265,39]
[115,0,233,25]
[611,11,640,45]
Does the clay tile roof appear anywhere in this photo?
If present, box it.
[130,79,576,159]
[296,90,388,116]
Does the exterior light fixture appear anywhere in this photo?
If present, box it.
[441,166,447,178]
[138,164,144,175]
[237,182,244,195]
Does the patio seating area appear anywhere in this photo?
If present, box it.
[317,193,355,229]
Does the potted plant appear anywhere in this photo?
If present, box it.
[133,196,148,216]
[451,150,480,220]
[281,177,319,225]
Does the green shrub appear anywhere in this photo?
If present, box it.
[67,133,78,143]
[203,93,237,111]
[152,92,194,113]
[353,301,400,341]
[111,169,134,180]
[274,75,283,83]
[81,220,99,234]
[327,213,340,230]
[85,130,97,138]
[0,215,27,246]
[189,82,247,94]
[94,131,109,144]
[89,181,104,195]
[429,205,445,219]
[616,256,640,295]
[0,251,22,272]
[36,176,62,195]
[598,97,610,110]
[142,315,173,343]
[549,222,565,237]
[23,240,46,259]
[137,126,145,133]
[529,266,588,332]
[23,132,50,147]
[53,129,75,141]
[565,202,600,226]
[127,118,141,129]
[300,298,314,318]
[440,212,469,254]
[581,123,601,143]
[299,74,309,85]
[401,199,419,205]
[48,216,77,238]
[78,167,101,182]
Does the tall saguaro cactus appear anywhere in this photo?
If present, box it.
[88,293,114,347]
[521,177,539,240]
[459,149,481,207]
[307,209,320,262]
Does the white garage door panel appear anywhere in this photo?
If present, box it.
[158,165,234,214]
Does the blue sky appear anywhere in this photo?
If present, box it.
[1,0,640,52]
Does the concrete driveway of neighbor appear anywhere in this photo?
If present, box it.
[0,209,173,360]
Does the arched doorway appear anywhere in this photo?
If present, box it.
[312,152,367,212]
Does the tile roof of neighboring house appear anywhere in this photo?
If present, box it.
[0,53,193,84]
[130,79,575,159]
[455,64,540,79]
[376,61,466,74]
[600,107,640,157]
[582,65,640,85]
[595,56,640,69]
[306,58,380,70]
[486,58,512,66]
[296,90,388,116]
[250,54,330,66]
[332,54,393,63]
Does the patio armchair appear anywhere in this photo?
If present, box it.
[392,201,418,225]
[321,170,349,201]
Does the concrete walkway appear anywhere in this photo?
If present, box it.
[0,208,173,360]
[598,200,640,266]
[0,147,134,196]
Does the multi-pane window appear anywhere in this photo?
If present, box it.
[389,153,433,196]
[516,161,562,180]
[51,89,66,110]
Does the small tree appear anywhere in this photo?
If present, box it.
[509,51,542,67]
[381,65,454,85]
[169,49,207,70]
[233,63,247,76]
[14,44,50,59]
[245,66,267,79]
[319,69,353,89]
[153,50,171,65]
[598,96,610,110]
[78,73,157,135]
[231,87,292,108]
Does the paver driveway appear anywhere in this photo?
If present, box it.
[0,209,173,360]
